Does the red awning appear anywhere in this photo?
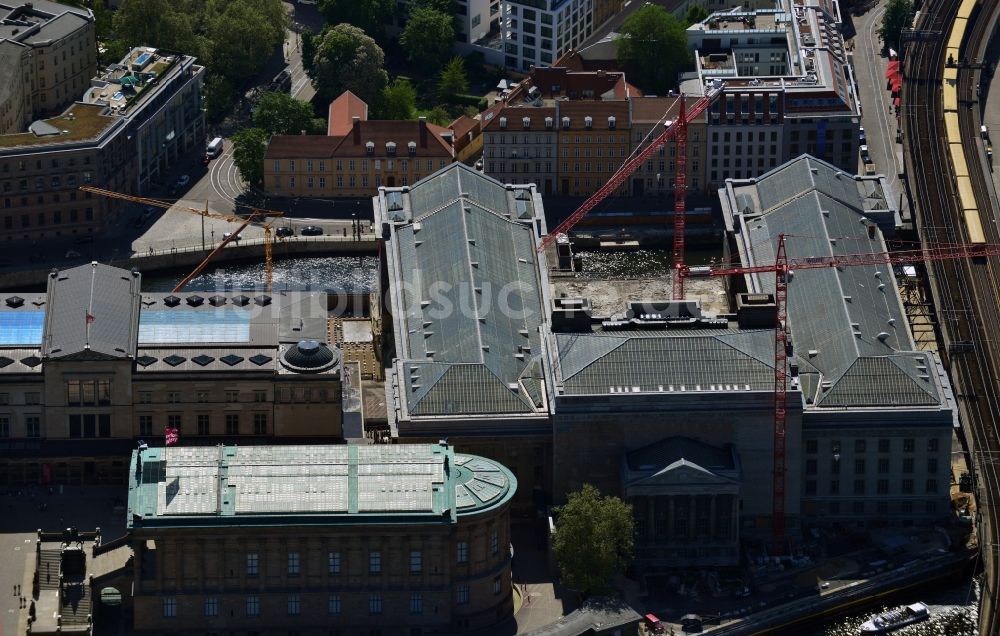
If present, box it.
[893,97,901,107]
[886,60,903,94]
[886,60,900,78]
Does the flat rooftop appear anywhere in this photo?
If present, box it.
[127,443,517,528]
[0,103,116,150]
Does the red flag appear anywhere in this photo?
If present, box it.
[85,312,95,324]
[164,427,179,446]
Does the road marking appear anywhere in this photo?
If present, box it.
[865,7,900,191]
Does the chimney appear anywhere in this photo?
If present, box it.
[352,116,361,144]
[419,116,428,147]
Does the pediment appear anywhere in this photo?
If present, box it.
[627,460,739,488]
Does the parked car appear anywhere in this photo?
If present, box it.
[170,174,191,194]
[222,232,241,242]
[301,225,323,236]
[859,126,866,142]
[275,226,295,238]
[859,144,870,159]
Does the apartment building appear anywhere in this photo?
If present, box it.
[0,1,97,135]
[555,99,630,196]
[0,262,346,486]
[500,0,621,71]
[629,96,708,197]
[127,443,517,634]
[685,0,860,186]
[481,106,557,194]
[264,91,455,199]
[0,47,204,242]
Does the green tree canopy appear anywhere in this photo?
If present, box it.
[379,78,418,119]
[308,23,389,105]
[437,57,469,102]
[252,92,320,134]
[231,127,269,186]
[113,0,200,55]
[553,484,634,595]
[684,4,710,26]
[412,0,456,14]
[400,7,456,74]
[615,4,692,95]
[206,0,287,87]
[878,0,914,52]
[425,105,452,126]
[318,0,392,40]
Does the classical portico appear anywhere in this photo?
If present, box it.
[623,437,742,569]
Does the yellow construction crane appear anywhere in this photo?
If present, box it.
[80,186,285,292]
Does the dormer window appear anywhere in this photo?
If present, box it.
[408,141,417,156]
[499,116,508,129]
[608,116,616,130]
[545,116,553,129]
[561,116,570,130]
[386,141,397,156]
[584,116,593,129]
[365,141,375,155]
[522,116,530,129]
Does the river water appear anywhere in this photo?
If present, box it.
[139,253,980,633]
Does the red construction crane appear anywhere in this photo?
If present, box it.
[536,89,720,282]
[672,98,688,300]
[698,234,1000,552]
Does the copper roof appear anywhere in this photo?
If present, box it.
[327,90,369,137]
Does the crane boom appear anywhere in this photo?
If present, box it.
[702,234,1000,552]
[536,89,718,254]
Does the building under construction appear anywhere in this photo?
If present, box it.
[378,157,956,570]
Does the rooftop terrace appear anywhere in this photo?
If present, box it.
[0,103,115,149]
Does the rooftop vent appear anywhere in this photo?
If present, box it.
[4,296,24,308]
[281,340,340,373]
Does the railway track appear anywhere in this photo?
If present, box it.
[903,0,1000,633]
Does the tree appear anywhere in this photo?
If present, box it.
[301,29,318,73]
[206,0,287,88]
[437,57,469,102]
[113,0,200,55]
[615,4,692,95]
[400,8,455,74]
[318,0,393,40]
[684,4,710,26]
[231,127,269,186]
[412,0,456,14]
[426,105,452,126]
[380,78,418,120]
[553,485,634,596]
[308,23,389,105]
[878,0,914,52]
[252,92,319,134]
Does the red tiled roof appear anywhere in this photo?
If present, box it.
[556,101,631,130]
[331,120,453,157]
[264,135,341,159]
[449,115,480,140]
[530,67,637,99]
[628,96,705,123]
[482,105,558,131]
[327,90,369,137]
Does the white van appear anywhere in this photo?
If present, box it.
[206,137,224,159]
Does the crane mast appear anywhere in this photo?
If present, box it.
[672,99,688,300]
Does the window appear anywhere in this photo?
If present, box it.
[903,458,914,473]
[457,541,468,563]
[410,592,423,614]
[926,479,937,493]
[139,415,153,437]
[253,413,267,435]
[901,500,913,514]
[167,391,180,404]
[928,438,939,452]
[328,594,341,615]
[66,380,111,406]
[246,595,259,617]
[853,479,865,495]
[196,391,209,403]
[830,480,840,495]
[25,416,40,438]
[163,597,176,617]
[253,390,266,402]
[226,414,239,435]
[806,440,817,454]
[197,414,210,435]
[903,438,915,452]
[410,550,422,573]
[457,584,470,604]
[369,594,382,614]
[926,501,937,514]
[246,552,259,576]
[225,390,239,403]
[167,414,181,431]
[204,596,218,616]
[288,551,300,575]
[853,501,865,514]
[287,593,300,615]
[854,459,865,474]
[328,551,341,574]
[0,416,8,437]
[370,550,381,573]
[902,478,914,494]
[494,575,502,595]
[878,457,889,473]
[854,439,866,453]
[877,479,889,494]
[928,458,938,473]
[491,528,499,555]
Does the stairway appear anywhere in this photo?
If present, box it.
[38,549,61,590]
[59,582,90,627]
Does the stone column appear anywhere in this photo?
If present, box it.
[710,495,718,541]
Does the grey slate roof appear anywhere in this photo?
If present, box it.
[42,262,141,360]
[723,155,944,408]
[379,163,549,418]
[554,329,775,395]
